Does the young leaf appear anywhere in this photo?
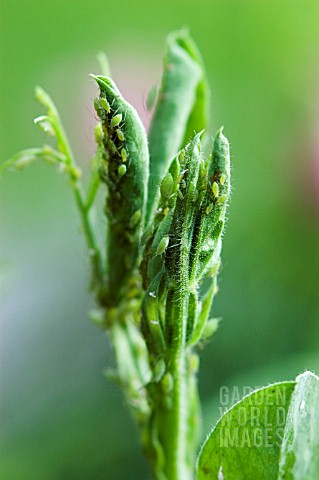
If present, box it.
[146,30,208,224]
[197,371,319,480]
[92,75,149,306]
[197,381,296,480]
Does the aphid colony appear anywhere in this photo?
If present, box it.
[94,95,128,186]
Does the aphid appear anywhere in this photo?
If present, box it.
[94,122,103,143]
[130,209,141,227]
[116,129,125,142]
[121,147,128,162]
[107,139,117,154]
[177,189,184,200]
[206,203,214,214]
[201,166,207,178]
[212,181,219,198]
[156,236,170,255]
[179,150,185,163]
[160,172,174,199]
[118,164,126,177]
[124,231,134,243]
[218,194,228,204]
[93,97,102,113]
[219,173,226,185]
[192,190,198,202]
[176,174,183,184]
[162,372,174,392]
[111,113,122,128]
[190,353,199,372]
[102,150,110,161]
[100,97,111,113]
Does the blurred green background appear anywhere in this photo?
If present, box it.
[1,1,319,479]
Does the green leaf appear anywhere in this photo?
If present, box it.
[197,381,296,480]
[197,371,319,480]
[278,371,319,480]
[146,30,208,225]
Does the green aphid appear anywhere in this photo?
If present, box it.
[205,203,213,215]
[93,97,102,113]
[212,181,219,198]
[192,189,199,203]
[130,209,142,228]
[179,150,185,165]
[218,194,228,204]
[177,189,184,200]
[160,172,174,199]
[100,97,111,113]
[94,122,103,143]
[116,129,125,141]
[121,147,128,162]
[111,113,122,128]
[118,164,126,177]
[176,173,183,184]
[107,139,117,154]
[162,372,174,392]
[190,353,200,373]
[156,236,169,256]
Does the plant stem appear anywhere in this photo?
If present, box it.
[167,351,190,480]
[73,184,104,286]
[155,210,196,480]
[166,241,193,479]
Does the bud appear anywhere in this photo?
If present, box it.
[146,30,208,225]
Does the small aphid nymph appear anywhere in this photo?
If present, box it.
[156,236,170,256]
[206,203,214,214]
[160,172,174,199]
[94,123,103,143]
[121,147,128,162]
[130,210,142,227]
[212,181,219,198]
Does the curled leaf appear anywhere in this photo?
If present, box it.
[92,74,149,306]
